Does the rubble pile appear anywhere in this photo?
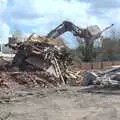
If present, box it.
[83,66,120,87]
[5,33,83,88]
[11,72,60,88]
[0,57,9,71]
[0,72,18,88]
[0,72,59,88]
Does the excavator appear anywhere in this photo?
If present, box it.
[45,21,113,62]
[7,20,113,50]
[46,21,114,46]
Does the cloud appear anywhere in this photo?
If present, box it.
[0,21,10,43]
[6,1,102,28]
[1,0,120,45]
[5,0,91,27]
[0,0,10,43]
[2,0,94,38]
[86,0,120,24]
[91,0,120,9]
[5,0,115,33]
[0,0,7,15]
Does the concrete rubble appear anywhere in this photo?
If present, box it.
[83,66,120,87]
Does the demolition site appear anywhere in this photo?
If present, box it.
[0,21,120,120]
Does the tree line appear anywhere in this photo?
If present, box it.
[4,27,120,63]
[70,37,120,62]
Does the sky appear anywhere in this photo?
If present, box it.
[0,0,120,47]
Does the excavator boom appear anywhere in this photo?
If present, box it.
[46,21,84,39]
[46,21,114,43]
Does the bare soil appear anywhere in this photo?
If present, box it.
[0,86,120,120]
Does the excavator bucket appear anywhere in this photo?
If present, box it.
[87,25,101,37]
[87,24,114,40]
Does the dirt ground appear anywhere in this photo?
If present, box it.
[0,86,120,120]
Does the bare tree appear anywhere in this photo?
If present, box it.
[11,26,23,43]
[109,28,120,40]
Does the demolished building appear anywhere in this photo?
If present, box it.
[1,34,83,88]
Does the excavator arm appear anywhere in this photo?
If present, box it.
[46,21,114,44]
[46,21,89,39]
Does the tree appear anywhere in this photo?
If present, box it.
[109,28,120,40]
[101,38,117,61]
[95,37,120,61]
[96,28,120,61]
[76,42,97,62]
[11,26,22,38]
[11,26,23,43]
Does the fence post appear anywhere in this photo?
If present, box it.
[101,62,103,69]
[91,62,93,69]
[80,63,81,69]
[112,61,114,66]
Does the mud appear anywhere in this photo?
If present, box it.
[0,86,120,120]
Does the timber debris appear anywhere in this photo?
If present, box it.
[3,33,83,88]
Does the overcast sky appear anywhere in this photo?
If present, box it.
[0,0,119,46]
